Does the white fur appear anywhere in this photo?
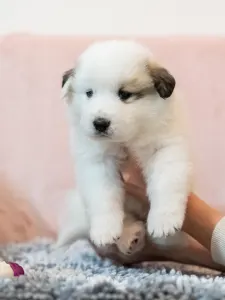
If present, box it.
[60,40,192,247]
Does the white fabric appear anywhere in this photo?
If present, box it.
[211,217,225,265]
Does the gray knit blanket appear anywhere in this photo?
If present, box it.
[0,239,225,300]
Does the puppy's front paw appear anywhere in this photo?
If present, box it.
[147,209,185,238]
[117,221,145,255]
[90,215,123,247]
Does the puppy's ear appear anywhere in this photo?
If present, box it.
[62,68,74,87]
[149,63,175,99]
[61,68,75,101]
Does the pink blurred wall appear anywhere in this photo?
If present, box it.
[0,34,225,242]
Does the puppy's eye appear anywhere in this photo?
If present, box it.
[118,89,133,101]
[86,89,93,98]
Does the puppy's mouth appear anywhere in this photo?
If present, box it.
[94,131,112,138]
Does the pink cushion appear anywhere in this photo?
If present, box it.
[0,34,225,241]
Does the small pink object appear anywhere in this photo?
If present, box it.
[8,262,24,277]
[0,261,24,277]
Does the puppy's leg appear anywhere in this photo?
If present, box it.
[116,216,146,256]
[56,190,89,248]
[143,141,192,238]
[76,141,124,247]
[116,194,147,256]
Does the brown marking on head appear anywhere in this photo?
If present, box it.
[119,68,154,101]
[121,76,150,93]
[119,60,175,101]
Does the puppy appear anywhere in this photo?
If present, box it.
[61,40,192,247]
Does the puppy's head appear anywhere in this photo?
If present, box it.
[62,40,175,142]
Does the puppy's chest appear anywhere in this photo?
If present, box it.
[114,143,156,167]
[109,146,129,165]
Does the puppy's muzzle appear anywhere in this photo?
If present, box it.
[93,117,111,134]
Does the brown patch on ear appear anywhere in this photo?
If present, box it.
[61,68,75,102]
[62,68,75,87]
[149,63,175,99]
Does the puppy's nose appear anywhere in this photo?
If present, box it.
[93,118,111,133]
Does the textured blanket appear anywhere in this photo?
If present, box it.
[0,239,224,300]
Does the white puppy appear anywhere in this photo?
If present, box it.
[60,40,192,248]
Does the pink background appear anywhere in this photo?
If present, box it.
[0,34,225,242]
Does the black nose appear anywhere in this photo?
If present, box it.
[93,118,111,133]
